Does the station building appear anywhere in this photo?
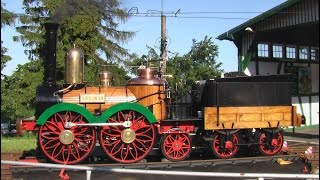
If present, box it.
[217,0,319,126]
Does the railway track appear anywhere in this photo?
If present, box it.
[285,140,319,174]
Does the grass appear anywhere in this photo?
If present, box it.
[283,124,319,131]
[1,134,37,153]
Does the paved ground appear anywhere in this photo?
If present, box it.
[283,125,319,144]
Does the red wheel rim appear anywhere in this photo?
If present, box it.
[211,133,239,159]
[161,133,191,161]
[99,110,155,163]
[258,131,283,155]
[38,111,96,164]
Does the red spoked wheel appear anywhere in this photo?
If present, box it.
[99,110,155,163]
[257,130,283,156]
[211,132,239,159]
[38,111,96,164]
[160,133,192,161]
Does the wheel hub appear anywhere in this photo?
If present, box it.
[121,129,136,143]
[172,141,182,151]
[225,141,233,149]
[59,130,75,145]
[271,138,279,146]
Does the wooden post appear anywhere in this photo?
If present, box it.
[160,15,167,77]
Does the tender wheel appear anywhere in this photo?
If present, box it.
[160,133,191,161]
[99,110,155,163]
[211,132,239,159]
[38,111,96,164]
[257,130,283,156]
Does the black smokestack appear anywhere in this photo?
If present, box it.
[43,23,59,86]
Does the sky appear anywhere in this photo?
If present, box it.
[1,0,287,76]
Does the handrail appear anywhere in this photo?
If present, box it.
[2,160,319,180]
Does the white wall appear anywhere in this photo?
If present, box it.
[292,96,319,126]
[245,61,282,76]
[311,96,319,125]
[311,64,319,93]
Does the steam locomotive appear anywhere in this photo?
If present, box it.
[25,23,302,165]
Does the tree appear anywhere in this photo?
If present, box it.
[125,46,161,76]
[126,36,223,98]
[1,2,16,75]
[14,0,134,83]
[1,3,17,122]
[1,62,41,121]
[166,36,223,97]
[16,0,134,64]
[1,0,133,121]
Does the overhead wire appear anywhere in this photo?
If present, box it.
[5,10,306,20]
[129,14,250,20]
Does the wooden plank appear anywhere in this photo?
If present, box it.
[63,86,136,113]
[204,106,299,130]
[264,113,284,121]
[204,120,293,130]
[239,114,261,121]
[205,106,293,114]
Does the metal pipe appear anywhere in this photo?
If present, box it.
[2,160,319,179]
[64,121,132,128]
[53,83,74,96]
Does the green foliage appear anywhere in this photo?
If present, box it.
[1,0,133,122]
[1,3,17,122]
[1,61,42,121]
[126,36,222,99]
[15,0,134,63]
[1,2,16,27]
[1,2,16,73]
[84,62,131,86]
[1,1,224,123]
[1,43,11,73]
[126,46,161,76]
[166,36,223,97]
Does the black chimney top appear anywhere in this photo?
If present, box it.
[43,22,59,86]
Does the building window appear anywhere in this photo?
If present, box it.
[299,47,308,60]
[286,46,296,59]
[311,48,319,60]
[258,43,269,57]
[272,45,283,58]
